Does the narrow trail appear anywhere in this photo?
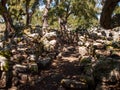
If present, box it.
[37,45,81,90]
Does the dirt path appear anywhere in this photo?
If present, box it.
[35,45,81,90]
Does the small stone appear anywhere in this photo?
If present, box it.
[28,54,36,61]
[52,62,57,67]
[9,86,17,90]
[56,53,62,60]
[13,64,28,73]
[20,74,28,84]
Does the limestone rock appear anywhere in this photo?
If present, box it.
[113,31,119,41]
[13,64,28,73]
[0,72,7,88]
[28,54,36,62]
[0,55,9,71]
[78,46,88,57]
[0,42,3,48]
[61,79,88,89]
[93,42,106,50]
[44,32,57,40]
[93,57,120,89]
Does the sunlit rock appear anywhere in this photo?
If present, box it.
[13,64,28,73]
[61,79,88,89]
[41,31,58,52]
[0,55,9,71]
[78,46,88,57]
[28,54,36,62]
[43,32,57,40]
[0,42,3,48]
[112,31,119,41]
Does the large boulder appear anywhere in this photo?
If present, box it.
[78,46,89,58]
[61,56,95,90]
[93,57,120,89]
[41,31,58,52]
[43,32,57,40]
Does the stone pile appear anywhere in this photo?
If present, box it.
[0,28,58,89]
[60,27,120,90]
[0,26,120,90]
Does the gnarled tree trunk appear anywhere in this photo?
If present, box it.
[2,13,14,38]
[100,0,120,29]
[1,0,14,39]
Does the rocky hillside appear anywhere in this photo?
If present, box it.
[0,26,120,90]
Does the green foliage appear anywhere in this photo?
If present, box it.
[0,50,12,59]
[3,60,9,71]
[113,3,120,14]
[31,10,42,25]
[49,0,98,29]
[0,0,99,30]
[7,0,39,25]
[29,63,38,73]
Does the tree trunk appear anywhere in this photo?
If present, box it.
[25,0,30,27]
[58,17,67,31]
[2,13,14,36]
[100,0,120,29]
[26,13,34,27]
[1,0,14,39]
[42,0,51,31]
[26,10,34,27]
[25,0,36,27]
[26,13,30,27]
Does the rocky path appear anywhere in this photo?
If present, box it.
[0,26,120,90]
[37,45,81,90]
